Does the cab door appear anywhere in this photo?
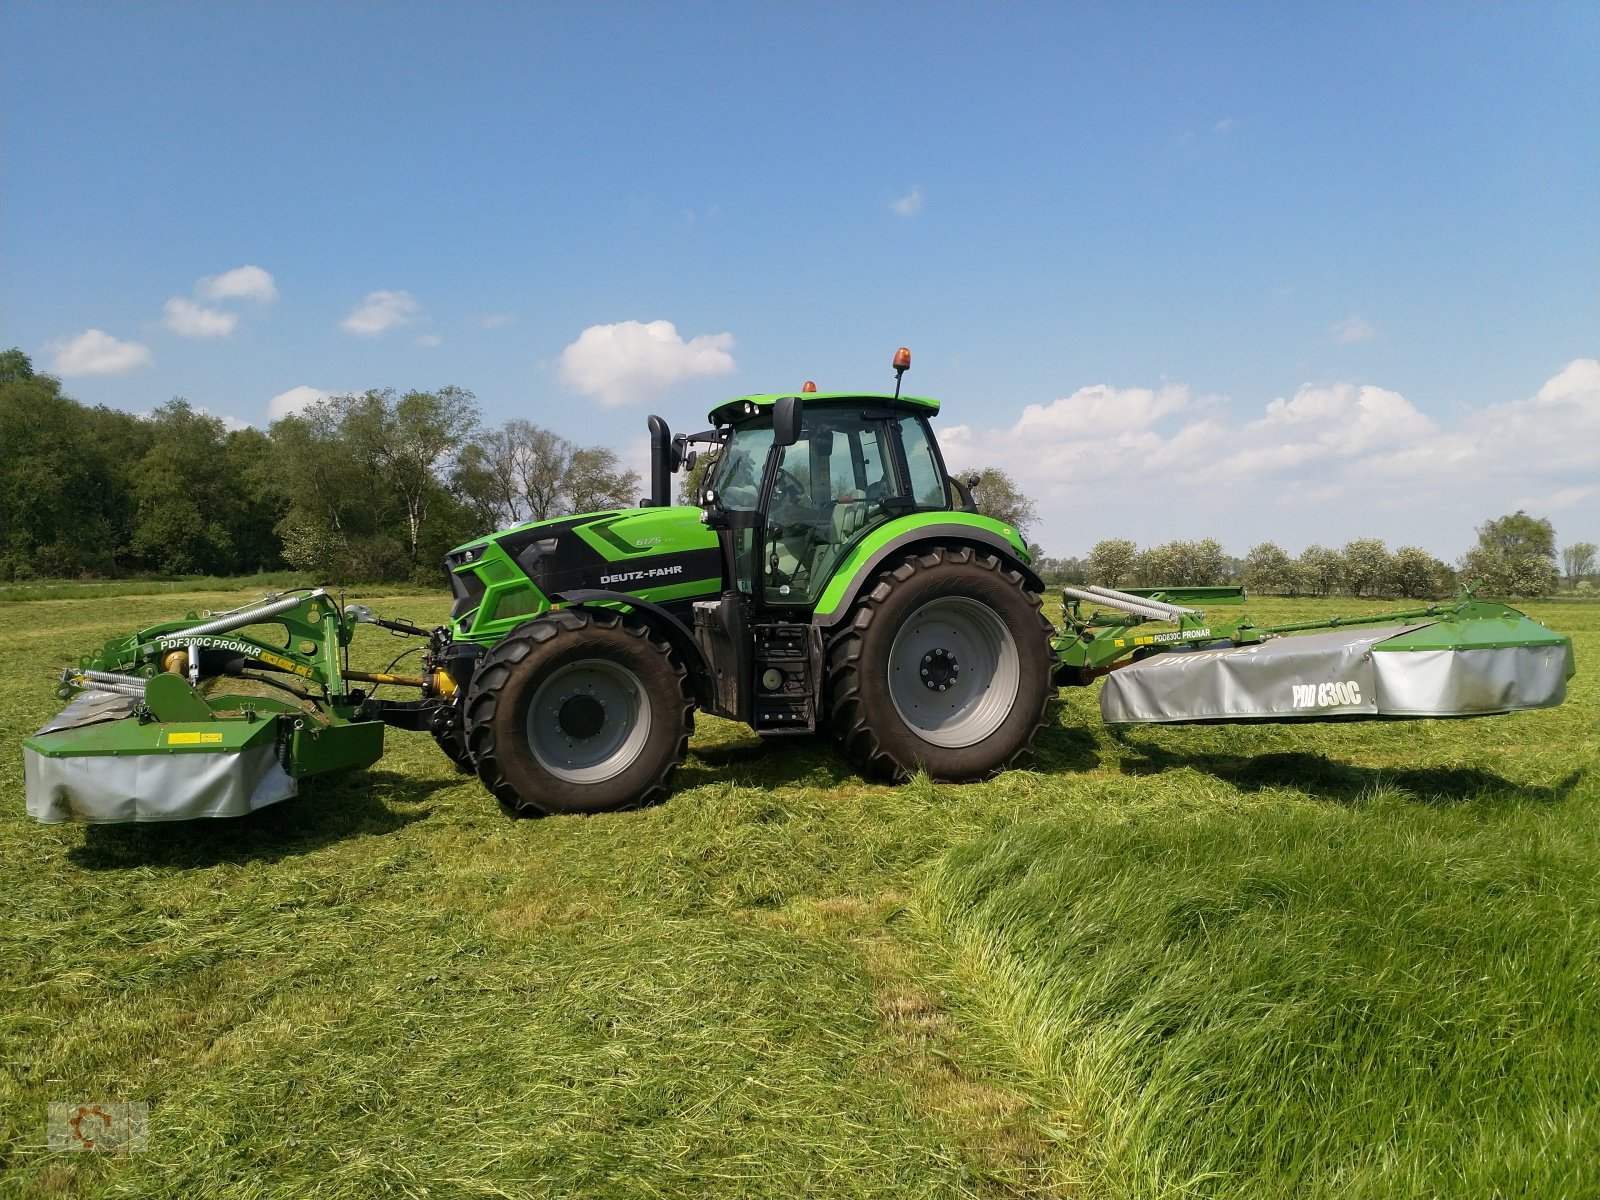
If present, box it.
[761,408,930,607]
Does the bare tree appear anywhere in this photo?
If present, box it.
[1562,542,1596,588]
[457,419,639,526]
[961,466,1039,538]
[566,445,641,514]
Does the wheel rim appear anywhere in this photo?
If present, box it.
[527,659,651,784]
[887,596,1019,748]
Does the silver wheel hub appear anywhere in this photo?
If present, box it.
[888,596,1019,748]
[527,660,651,784]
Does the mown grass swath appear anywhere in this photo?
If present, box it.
[1,591,1593,1198]
[930,789,1599,1198]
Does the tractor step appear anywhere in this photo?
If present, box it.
[751,622,821,734]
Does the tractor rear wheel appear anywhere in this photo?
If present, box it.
[827,547,1052,782]
[464,609,693,816]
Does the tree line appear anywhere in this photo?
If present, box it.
[1028,515,1588,600]
[3,352,1591,597]
[960,465,1590,600]
[0,350,639,583]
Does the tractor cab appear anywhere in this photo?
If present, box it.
[628,347,1032,739]
[652,349,968,610]
[701,391,954,606]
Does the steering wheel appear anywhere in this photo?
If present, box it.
[774,467,810,505]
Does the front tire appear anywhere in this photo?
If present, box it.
[827,547,1052,781]
[464,609,693,816]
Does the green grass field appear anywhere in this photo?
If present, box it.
[1,589,1593,1198]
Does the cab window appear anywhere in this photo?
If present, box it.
[897,416,949,509]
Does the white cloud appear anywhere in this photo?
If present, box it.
[890,187,924,217]
[199,265,278,304]
[1516,483,1596,513]
[415,333,442,348]
[197,408,252,432]
[161,265,276,338]
[162,297,238,338]
[47,329,154,376]
[556,319,736,406]
[938,359,1600,558]
[1212,117,1236,134]
[1244,383,1435,458]
[268,386,333,420]
[1330,315,1377,344]
[341,290,421,336]
[482,314,516,329]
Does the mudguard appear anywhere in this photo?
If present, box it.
[811,512,1043,626]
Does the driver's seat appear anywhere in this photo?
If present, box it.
[831,491,870,543]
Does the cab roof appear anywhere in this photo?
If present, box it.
[709,391,940,424]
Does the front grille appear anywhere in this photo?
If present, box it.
[449,569,486,621]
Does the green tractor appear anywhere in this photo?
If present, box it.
[23,350,1576,825]
[437,349,1055,815]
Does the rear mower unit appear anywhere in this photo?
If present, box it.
[23,351,1576,824]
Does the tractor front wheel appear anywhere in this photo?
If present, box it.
[464,609,693,816]
[827,547,1052,781]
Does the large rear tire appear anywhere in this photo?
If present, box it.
[827,547,1052,781]
[464,609,693,816]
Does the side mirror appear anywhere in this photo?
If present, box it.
[772,395,802,448]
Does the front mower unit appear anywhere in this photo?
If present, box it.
[24,590,416,823]
[30,688,301,824]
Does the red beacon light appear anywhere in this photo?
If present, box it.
[801,380,817,393]
[891,346,911,398]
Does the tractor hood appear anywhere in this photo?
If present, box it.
[445,506,721,640]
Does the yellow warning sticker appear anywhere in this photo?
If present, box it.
[166,731,224,745]
[257,651,313,677]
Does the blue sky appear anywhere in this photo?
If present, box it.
[4,1,1596,560]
